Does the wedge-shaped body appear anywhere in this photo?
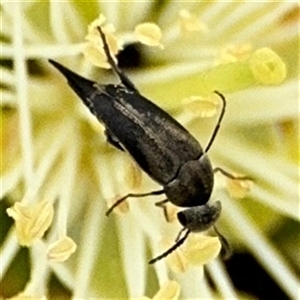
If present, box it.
[50,63,202,184]
[49,59,214,207]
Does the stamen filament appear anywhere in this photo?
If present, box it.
[0,230,19,280]
[49,1,84,43]
[25,242,49,295]
[73,199,105,297]
[56,141,79,237]
[118,215,147,297]
[1,43,85,60]
[207,259,238,298]
[22,124,70,205]
[13,2,34,189]
[1,165,22,199]
[233,3,295,42]
[224,199,300,300]
[214,136,298,220]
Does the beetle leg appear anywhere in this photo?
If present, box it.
[104,129,124,151]
[106,189,164,216]
[155,199,170,221]
[213,225,232,260]
[155,199,169,206]
[213,167,252,181]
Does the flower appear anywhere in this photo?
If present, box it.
[1,2,298,299]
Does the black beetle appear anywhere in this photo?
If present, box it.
[49,26,247,264]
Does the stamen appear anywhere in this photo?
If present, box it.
[134,23,163,48]
[56,143,79,237]
[1,165,22,199]
[6,201,54,246]
[123,158,143,190]
[72,199,104,298]
[215,43,253,65]
[249,47,286,85]
[183,235,221,265]
[181,94,219,118]
[206,259,238,298]
[47,236,77,262]
[226,173,253,199]
[107,194,130,215]
[83,14,122,69]
[153,280,181,300]
[224,198,300,299]
[13,2,34,188]
[164,203,179,223]
[179,9,208,33]
[163,238,188,273]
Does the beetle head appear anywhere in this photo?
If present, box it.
[177,201,221,232]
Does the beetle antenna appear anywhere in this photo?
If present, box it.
[96,26,137,92]
[149,229,190,264]
[204,91,226,153]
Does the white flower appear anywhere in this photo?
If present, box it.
[1,2,298,299]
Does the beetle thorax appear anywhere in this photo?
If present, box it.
[164,154,214,207]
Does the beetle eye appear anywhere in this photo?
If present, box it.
[177,211,187,226]
[202,213,211,224]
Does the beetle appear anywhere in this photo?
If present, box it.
[49,26,247,264]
